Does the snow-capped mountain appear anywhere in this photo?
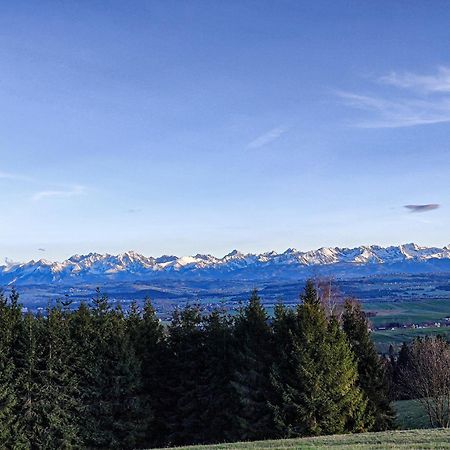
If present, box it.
[2,243,450,286]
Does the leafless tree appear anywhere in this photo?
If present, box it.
[401,337,450,428]
[315,277,345,319]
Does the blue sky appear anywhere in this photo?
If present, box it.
[1,0,450,262]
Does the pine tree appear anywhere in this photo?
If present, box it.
[38,303,82,448]
[12,311,44,447]
[11,303,81,449]
[196,308,240,444]
[73,292,146,448]
[127,299,166,447]
[164,305,206,446]
[231,289,274,441]
[92,297,146,448]
[271,281,367,437]
[0,291,19,446]
[69,301,98,446]
[270,301,303,437]
[391,342,411,400]
[342,299,396,430]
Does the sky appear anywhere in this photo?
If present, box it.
[1,0,450,262]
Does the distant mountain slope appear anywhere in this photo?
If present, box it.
[2,243,450,285]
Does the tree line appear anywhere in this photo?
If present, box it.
[0,281,395,449]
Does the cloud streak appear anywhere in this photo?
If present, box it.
[404,204,440,213]
[337,67,450,128]
[0,171,32,182]
[247,126,288,149]
[380,67,450,93]
[32,185,86,201]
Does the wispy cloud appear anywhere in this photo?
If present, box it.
[247,126,288,149]
[404,204,440,213]
[0,171,32,182]
[337,67,450,128]
[32,185,86,201]
[380,67,450,93]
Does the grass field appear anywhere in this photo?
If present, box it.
[363,299,450,328]
[372,326,450,352]
[153,401,437,449]
[394,399,429,429]
[158,428,450,449]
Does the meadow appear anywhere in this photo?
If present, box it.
[364,299,450,328]
[156,428,450,449]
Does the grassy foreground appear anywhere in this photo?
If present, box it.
[157,428,450,449]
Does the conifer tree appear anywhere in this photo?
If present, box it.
[270,301,302,437]
[69,301,98,445]
[196,308,240,444]
[12,311,44,447]
[391,342,411,400]
[0,291,19,446]
[165,305,206,446]
[94,299,146,448]
[74,292,146,449]
[127,299,166,447]
[271,281,367,437]
[342,299,395,430]
[232,289,274,441]
[38,303,82,448]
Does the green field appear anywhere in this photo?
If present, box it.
[372,326,450,353]
[394,399,429,429]
[157,428,450,449]
[363,299,450,328]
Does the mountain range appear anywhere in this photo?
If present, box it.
[2,243,450,286]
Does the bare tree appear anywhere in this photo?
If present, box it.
[315,277,345,319]
[401,337,450,428]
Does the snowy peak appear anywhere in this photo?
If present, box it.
[2,244,450,285]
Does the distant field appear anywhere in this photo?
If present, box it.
[363,299,450,327]
[158,429,450,449]
[372,326,450,352]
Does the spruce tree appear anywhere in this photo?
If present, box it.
[231,289,274,441]
[12,311,44,447]
[38,303,82,448]
[165,305,206,446]
[73,292,146,449]
[271,281,367,437]
[270,301,302,437]
[93,299,146,448]
[127,299,166,447]
[391,342,411,400]
[342,299,395,430]
[0,291,19,446]
[196,308,240,444]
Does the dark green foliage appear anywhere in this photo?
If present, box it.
[0,283,397,448]
[342,299,396,431]
[232,289,275,441]
[83,293,146,449]
[0,291,19,446]
[197,309,240,443]
[128,299,166,447]
[271,282,367,438]
[165,305,206,446]
[390,342,412,401]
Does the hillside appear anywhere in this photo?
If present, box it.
[156,429,450,449]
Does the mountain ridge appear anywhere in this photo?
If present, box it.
[2,243,450,285]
